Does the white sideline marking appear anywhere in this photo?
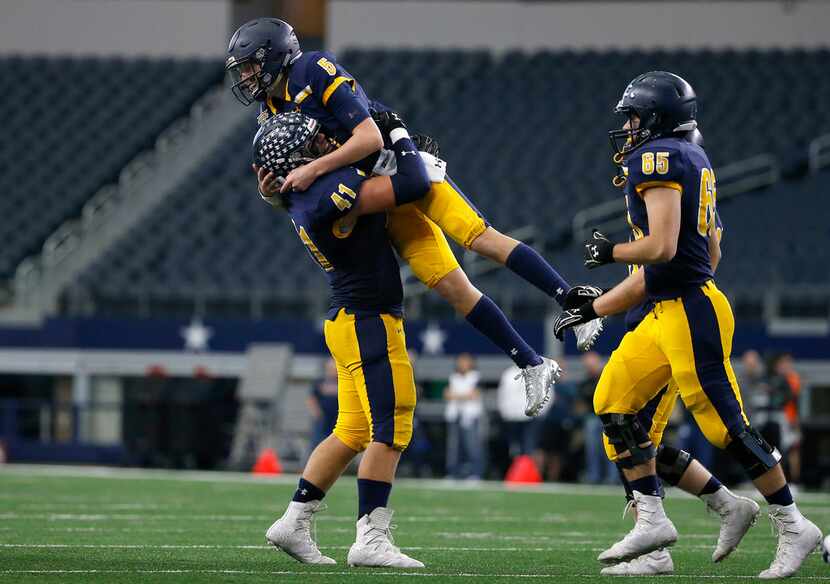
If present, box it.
[1,569,829,580]
[6,463,828,503]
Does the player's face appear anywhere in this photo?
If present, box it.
[309,131,336,157]
[238,62,262,95]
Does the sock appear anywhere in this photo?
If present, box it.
[699,476,723,496]
[465,296,543,368]
[505,243,570,306]
[617,464,634,501]
[292,477,325,503]
[357,478,392,519]
[764,484,794,507]
[629,475,662,497]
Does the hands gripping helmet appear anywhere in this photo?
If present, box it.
[253,112,321,178]
[226,18,301,106]
[609,71,698,185]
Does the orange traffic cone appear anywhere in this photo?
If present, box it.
[252,448,282,475]
[504,454,542,484]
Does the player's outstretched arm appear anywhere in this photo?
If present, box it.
[588,186,681,269]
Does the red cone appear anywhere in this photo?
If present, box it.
[252,448,282,475]
[504,454,542,484]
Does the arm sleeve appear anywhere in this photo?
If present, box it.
[306,52,371,132]
[389,134,430,205]
[627,148,686,197]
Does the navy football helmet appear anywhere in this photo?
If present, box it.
[609,71,698,164]
[253,112,321,178]
[226,18,301,106]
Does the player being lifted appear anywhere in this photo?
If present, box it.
[554,71,822,579]
[257,111,432,568]
[225,18,604,413]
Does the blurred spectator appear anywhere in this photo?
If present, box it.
[576,352,617,484]
[536,372,579,481]
[497,364,541,457]
[444,353,484,479]
[306,358,338,454]
[740,349,768,420]
[399,349,432,477]
[768,353,802,484]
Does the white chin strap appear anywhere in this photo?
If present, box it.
[674,120,698,133]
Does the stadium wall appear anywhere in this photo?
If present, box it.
[328,0,830,53]
[0,0,230,57]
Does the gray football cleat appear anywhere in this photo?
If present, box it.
[600,548,674,575]
[517,357,561,417]
[701,486,760,562]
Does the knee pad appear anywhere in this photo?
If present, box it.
[725,425,781,479]
[655,444,692,486]
[601,413,656,468]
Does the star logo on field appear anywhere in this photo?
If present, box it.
[181,318,213,352]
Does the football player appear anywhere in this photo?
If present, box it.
[260,111,431,568]
[225,18,604,366]
[596,194,760,576]
[554,71,822,579]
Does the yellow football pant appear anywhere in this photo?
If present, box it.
[596,281,749,462]
[387,177,487,288]
[324,308,416,452]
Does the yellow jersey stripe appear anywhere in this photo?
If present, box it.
[294,85,312,104]
[635,180,683,196]
[322,76,355,106]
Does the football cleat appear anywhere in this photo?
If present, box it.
[701,486,760,562]
[758,505,823,579]
[573,318,604,352]
[600,548,674,576]
[598,491,678,564]
[347,507,424,568]
[265,500,336,564]
[517,357,561,417]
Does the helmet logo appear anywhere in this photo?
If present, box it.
[255,47,266,61]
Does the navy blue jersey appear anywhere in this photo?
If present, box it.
[624,210,723,331]
[623,137,719,301]
[286,167,403,318]
[262,51,380,147]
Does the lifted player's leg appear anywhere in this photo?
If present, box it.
[388,206,558,416]
[414,179,603,350]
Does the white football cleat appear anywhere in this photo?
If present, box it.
[517,357,561,417]
[573,318,605,352]
[265,500,336,565]
[347,507,424,568]
[701,486,760,562]
[758,504,823,579]
[600,548,674,575]
[598,491,678,564]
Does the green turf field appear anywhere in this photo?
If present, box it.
[0,465,827,583]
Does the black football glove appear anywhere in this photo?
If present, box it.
[564,284,604,309]
[553,300,599,342]
[584,229,615,269]
[412,133,440,157]
[371,109,407,137]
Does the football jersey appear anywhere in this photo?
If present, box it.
[262,51,381,148]
[285,166,403,318]
[623,137,719,301]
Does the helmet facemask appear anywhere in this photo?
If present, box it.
[226,46,291,106]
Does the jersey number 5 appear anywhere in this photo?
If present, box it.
[697,167,717,236]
